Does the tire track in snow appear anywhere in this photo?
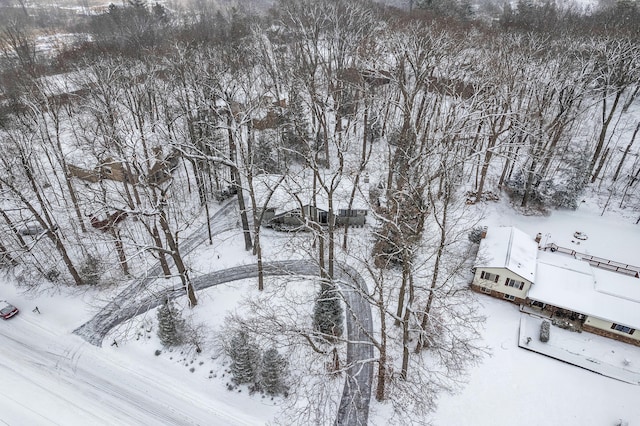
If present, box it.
[1,321,255,425]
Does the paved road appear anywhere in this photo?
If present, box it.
[0,312,258,425]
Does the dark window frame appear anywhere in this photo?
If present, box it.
[480,271,500,283]
[611,323,635,334]
[505,278,525,290]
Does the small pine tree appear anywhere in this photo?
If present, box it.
[260,347,288,396]
[313,283,344,342]
[156,298,186,347]
[228,330,260,385]
[79,254,101,286]
[254,135,279,174]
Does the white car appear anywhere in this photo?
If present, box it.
[0,300,19,319]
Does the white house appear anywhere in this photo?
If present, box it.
[472,226,640,347]
[472,227,538,303]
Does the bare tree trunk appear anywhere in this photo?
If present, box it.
[590,89,622,182]
[521,155,539,208]
[11,156,84,285]
[375,289,388,401]
[612,121,640,182]
[110,228,129,276]
[151,225,172,277]
[400,272,414,380]
[476,114,506,202]
[416,186,448,352]
[395,253,410,326]
[227,115,253,251]
[592,147,610,188]
[158,200,197,307]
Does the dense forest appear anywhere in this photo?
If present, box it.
[0,0,639,423]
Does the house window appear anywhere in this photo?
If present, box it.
[480,287,491,294]
[339,209,362,217]
[611,324,635,334]
[480,271,499,283]
[505,278,525,290]
[531,300,545,309]
[503,294,516,301]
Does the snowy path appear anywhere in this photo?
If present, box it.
[72,197,373,425]
[73,198,238,345]
[0,313,260,425]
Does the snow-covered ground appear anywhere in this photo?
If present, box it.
[1,200,639,425]
[430,297,640,426]
[518,314,640,385]
[427,200,640,426]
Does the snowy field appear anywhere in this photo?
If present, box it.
[1,200,639,425]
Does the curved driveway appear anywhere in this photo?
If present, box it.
[74,259,373,426]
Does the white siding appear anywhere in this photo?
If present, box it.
[584,316,640,343]
[473,267,531,299]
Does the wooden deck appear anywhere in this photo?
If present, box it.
[542,244,640,278]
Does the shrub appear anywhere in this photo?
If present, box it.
[540,320,550,342]
[468,226,486,244]
[156,298,186,347]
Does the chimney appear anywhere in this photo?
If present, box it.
[480,226,488,239]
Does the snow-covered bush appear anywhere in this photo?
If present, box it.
[156,298,187,347]
[227,330,260,385]
[468,226,486,244]
[312,283,344,342]
[78,254,102,286]
[505,147,588,212]
[540,320,550,342]
[259,347,288,396]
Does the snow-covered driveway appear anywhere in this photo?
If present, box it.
[74,260,374,426]
[0,314,260,425]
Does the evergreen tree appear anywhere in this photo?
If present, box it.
[259,347,288,396]
[281,86,309,163]
[312,283,344,342]
[254,135,279,174]
[228,330,260,385]
[156,298,186,347]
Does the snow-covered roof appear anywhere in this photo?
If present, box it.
[529,251,640,330]
[252,172,369,213]
[475,226,538,282]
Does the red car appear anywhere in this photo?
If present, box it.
[0,300,19,319]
